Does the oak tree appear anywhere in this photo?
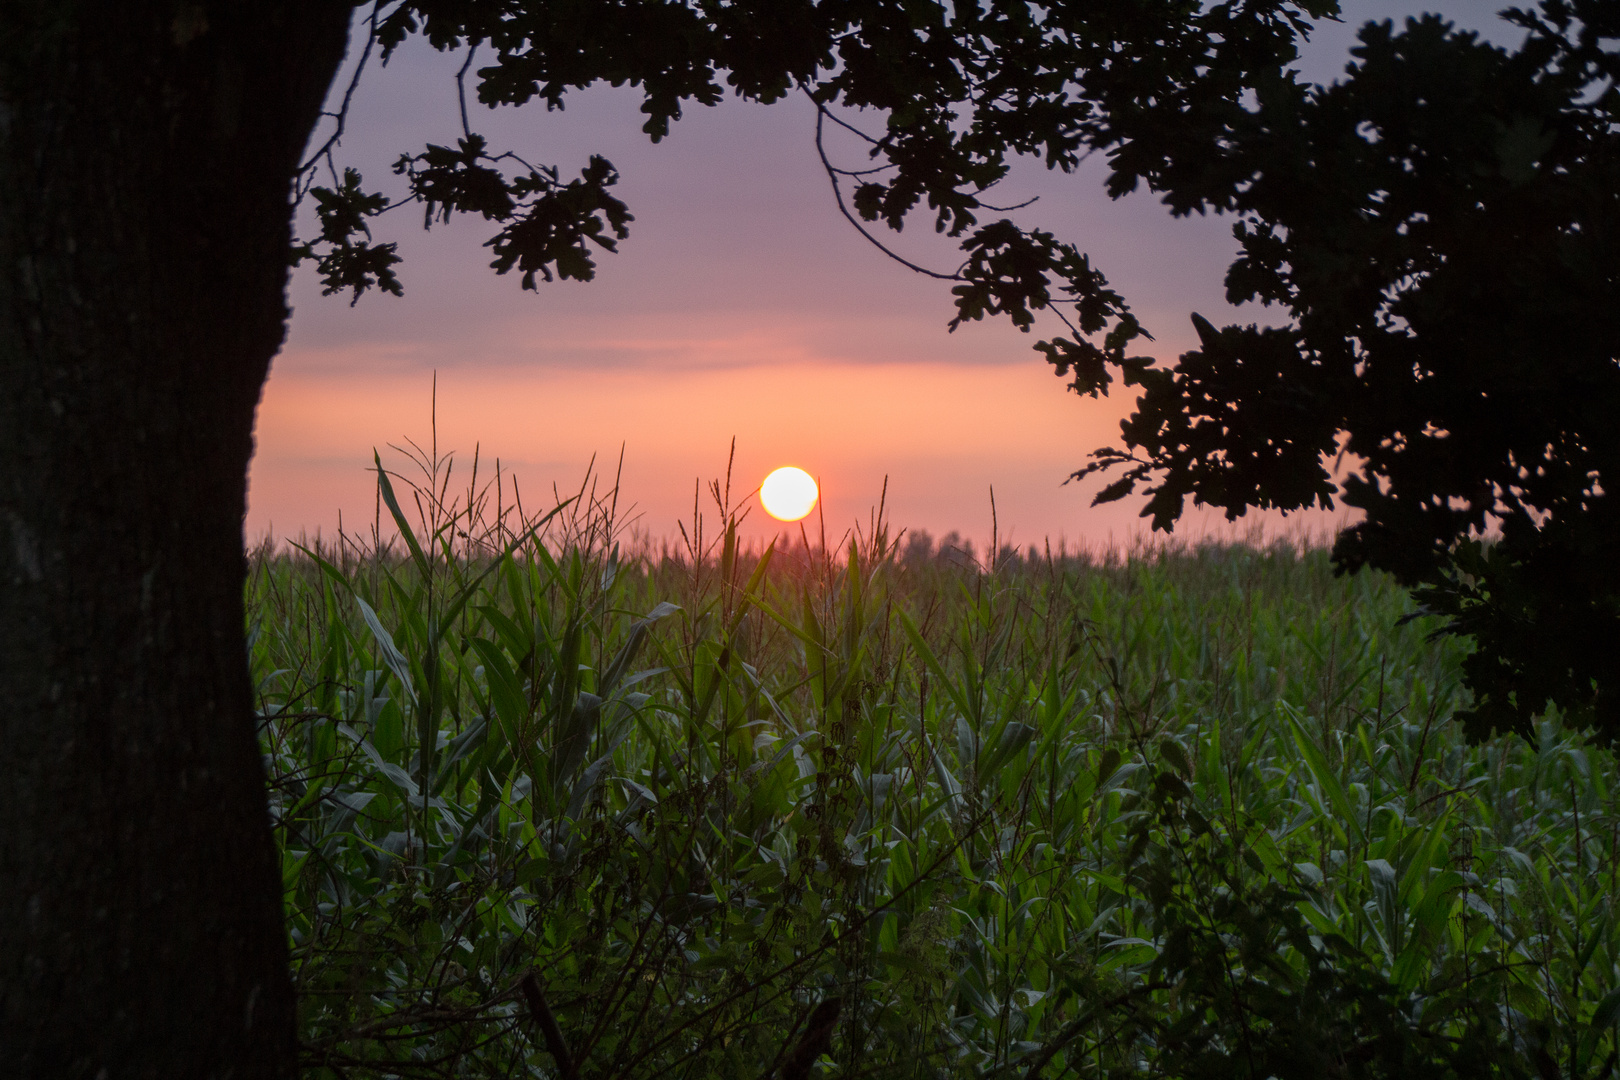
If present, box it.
[23,1,1609,1074]
[10,0,1321,1070]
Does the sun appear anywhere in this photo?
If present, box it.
[760,467,819,522]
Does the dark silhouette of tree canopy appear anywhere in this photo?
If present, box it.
[1072,4,1620,744]
[3,0,1614,1072]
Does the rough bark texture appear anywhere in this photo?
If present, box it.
[0,3,350,1074]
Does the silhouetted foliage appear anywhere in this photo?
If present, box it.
[1073,6,1620,744]
[297,0,1338,402]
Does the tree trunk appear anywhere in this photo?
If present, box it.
[0,4,350,1074]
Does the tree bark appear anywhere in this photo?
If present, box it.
[0,4,350,1074]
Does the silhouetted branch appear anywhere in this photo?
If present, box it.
[520,971,580,1080]
[780,998,841,1080]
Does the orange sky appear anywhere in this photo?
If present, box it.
[251,353,1147,552]
[251,326,1352,554]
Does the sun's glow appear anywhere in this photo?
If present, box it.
[760,467,819,522]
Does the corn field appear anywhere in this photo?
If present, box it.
[249,448,1620,1079]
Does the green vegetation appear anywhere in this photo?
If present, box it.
[251,451,1620,1078]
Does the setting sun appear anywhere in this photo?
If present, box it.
[760,466,819,521]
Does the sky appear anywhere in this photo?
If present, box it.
[249,1,1512,554]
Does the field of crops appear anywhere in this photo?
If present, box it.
[249,456,1620,1079]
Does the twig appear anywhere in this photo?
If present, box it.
[780,998,842,1080]
[520,971,580,1080]
[810,99,959,282]
[456,43,479,139]
[296,1,383,192]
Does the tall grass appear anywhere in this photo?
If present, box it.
[250,447,1620,1078]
